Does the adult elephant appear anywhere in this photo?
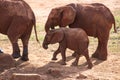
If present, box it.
[0,0,39,61]
[45,3,116,60]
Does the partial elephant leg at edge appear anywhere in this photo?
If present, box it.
[21,38,29,61]
[21,45,29,61]
[52,46,61,60]
[92,38,108,60]
[11,43,21,58]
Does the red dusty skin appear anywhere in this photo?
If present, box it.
[42,43,48,49]
[42,37,49,49]
[45,19,51,33]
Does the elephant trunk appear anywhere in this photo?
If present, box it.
[45,24,50,33]
[42,38,48,49]
[45,19,55,33]
[45,20,51,33]
[42,43,48,49]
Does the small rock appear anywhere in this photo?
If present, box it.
[0,53,15,72]
[10,73,46,80]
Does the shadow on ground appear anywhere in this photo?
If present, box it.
[0,54,104,80]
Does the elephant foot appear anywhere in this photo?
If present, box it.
[12,53,21,58]
[92,53,99,58]
[87,63,93,69]
[52,57,57,60]
[98,55,107,61]
[21,56,29,61]
[92,52,107,61]
[61,61,66,65]
[72,52,76,57]
[71,62,78,66]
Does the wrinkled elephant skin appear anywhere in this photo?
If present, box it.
[43,28,93,69]
[45,3,117,60]
[0,0,39,61]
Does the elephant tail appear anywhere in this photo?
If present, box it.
[22,0,40,43]
[34,21,40,43]
[113,17,117,33]
[32,15,40,43]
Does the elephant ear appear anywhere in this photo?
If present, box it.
[50,29,64,44]
[60,6,76,27]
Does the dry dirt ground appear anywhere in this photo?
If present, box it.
[0,0,120,80]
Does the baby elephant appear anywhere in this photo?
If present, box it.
[43,28,93,69]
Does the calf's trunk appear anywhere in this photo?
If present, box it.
[42,39,48,49]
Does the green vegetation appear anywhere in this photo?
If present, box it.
[30,23,45,41]
[108,11,120,54]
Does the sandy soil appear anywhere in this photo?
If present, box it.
[0,0,120,80]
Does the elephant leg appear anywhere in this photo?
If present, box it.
[52,46,61,60]
[20,23,32,61]
[21,38,29,61]
[83,49,93,69]
[72,51,77,57]
[60,48,67,65]
[12,43,21,58]
[92,36,108,60]
[20,29,32,61]
[7,17,28,59]
[72,51,83,57]
[7,31,21,58]
[72,52,80,66]
[21,45,29,61]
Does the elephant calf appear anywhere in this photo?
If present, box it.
[43,28,93,69]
